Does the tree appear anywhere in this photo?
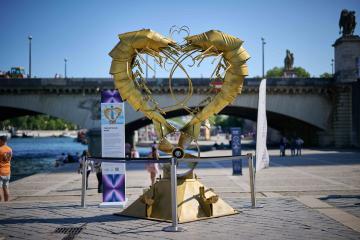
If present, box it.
[320,72,333,78]
[266,66,310,78]
[0,115,77,130]
[266,67,283,77]
[210,115,244,132]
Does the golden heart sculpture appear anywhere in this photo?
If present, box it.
[109,29,250,176]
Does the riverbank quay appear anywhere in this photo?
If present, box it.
[0,149,360,239]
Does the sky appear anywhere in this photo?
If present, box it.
[0,0,359,78]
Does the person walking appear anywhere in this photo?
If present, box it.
[0,136,12,202]
[296,137,304,156]
[279,137,285,157]
[131,146,140,158]
[146,146,159,186]
[290,138,296,156]
[78,150,92,189]
[93,160,102,193]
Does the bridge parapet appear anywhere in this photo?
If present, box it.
[0,77,334,95]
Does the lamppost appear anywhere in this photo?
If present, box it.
[331,59,334,76]
[28,35,32,78]
[261,37,266,78]
[64,58,67,78]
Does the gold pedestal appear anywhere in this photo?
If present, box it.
[115,177,238,223]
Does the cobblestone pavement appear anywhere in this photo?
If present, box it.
[0,149,360,239]
[0,198,359,240]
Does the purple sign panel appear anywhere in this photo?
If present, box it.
[102,174,126,202]
[101,90,123,103]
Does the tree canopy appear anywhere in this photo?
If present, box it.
[266,66,311,78]
[320,72,333,78]
[0,115,77,130]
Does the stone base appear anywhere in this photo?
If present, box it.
[115,177,238,223]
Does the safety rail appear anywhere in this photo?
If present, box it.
[82,154,256,232]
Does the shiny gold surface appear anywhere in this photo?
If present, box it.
[109,29,249,222]
[116,178,238,223]
[109,29,250,162]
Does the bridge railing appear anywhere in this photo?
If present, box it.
[0,77,333,89]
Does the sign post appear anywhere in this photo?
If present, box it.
[100,90,127,207]
[231,127,242,175]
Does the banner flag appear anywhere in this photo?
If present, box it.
[100,89,126,207]
[256,79,270,171]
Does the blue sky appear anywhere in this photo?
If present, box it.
[0,0,359,78]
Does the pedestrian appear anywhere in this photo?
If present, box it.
[146,146,159,185]
[78,150,92,189]
[93,160,102,193]
[279,137,285,157]
[290,138,296,156]
[131,147,140,158]
[125,143,131,158]
[296,137,304,156]
[0,136,12,202]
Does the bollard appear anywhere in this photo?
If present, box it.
[81,157,87,208]
[162,157,185,232]
[248,154,256,208]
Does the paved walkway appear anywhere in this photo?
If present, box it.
[1,149,360,239]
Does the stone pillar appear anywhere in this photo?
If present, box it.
[87,128,101,157]
[333,36,360,83]
[332,86,353,147]
[332,36,360,147]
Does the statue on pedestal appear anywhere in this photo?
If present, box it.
[339,9,357,36]
[284,49,294,71]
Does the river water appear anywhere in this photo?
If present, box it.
[7,137,199,181]
[7,137,88,181]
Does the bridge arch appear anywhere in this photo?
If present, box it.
[125,105,323,145]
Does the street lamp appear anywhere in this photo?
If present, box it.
[64,58,67,78]
[261,37,266,78]
[28,35,32,78]
[331,59,334,76]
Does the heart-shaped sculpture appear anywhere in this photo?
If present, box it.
[109,29,250,176]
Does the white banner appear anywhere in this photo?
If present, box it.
[256,78,270,171]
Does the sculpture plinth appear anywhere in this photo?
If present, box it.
[116,175,238,223]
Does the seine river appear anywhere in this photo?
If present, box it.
[7,137,87,181]
[7,137,199,181]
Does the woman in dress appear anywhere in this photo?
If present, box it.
[146,146,159,185]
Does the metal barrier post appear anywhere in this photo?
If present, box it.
[80,157,87,208]
[163,157,185,232]
[248,154,256,208]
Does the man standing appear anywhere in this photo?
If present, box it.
[0,136,12,201]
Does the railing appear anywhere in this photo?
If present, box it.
[0,77,333,88]
[84,154,256,232]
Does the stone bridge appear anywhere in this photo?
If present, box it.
[1,77,357,147]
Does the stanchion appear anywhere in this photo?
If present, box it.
[248,154,256,208]
[80,157,87,208]
[162,157,186,232]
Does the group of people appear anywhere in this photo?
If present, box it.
[279,136,304,157]
[55,152,80,167]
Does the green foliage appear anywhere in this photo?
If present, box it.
[266,67,284,77]
[266,66,310,78]
[293,67,310,78]
[320,72,333,78]
[0,115,77,130]
[210,115,244,131]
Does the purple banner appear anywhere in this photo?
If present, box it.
[101,90,123,103]
[102,174,126,202]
